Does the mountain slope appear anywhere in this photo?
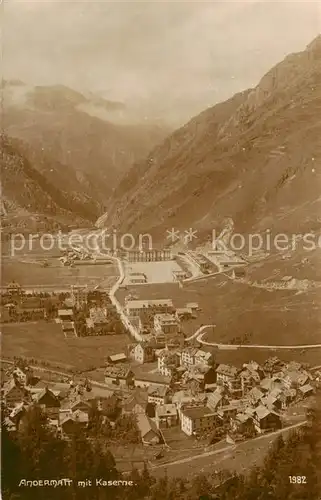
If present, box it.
[1,135,98,232]
[2,83,169,207]
[97,36,321,241]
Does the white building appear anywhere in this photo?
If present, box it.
[180,406,217,436]
[125,299,173,317]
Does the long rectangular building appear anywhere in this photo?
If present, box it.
[125,249,172,262]
[125,299,174,317]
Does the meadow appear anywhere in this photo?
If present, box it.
[1,321,130,371]
[116,275,321,347]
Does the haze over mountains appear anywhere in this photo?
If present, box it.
[97,36,321,243]
[1,81,169,232]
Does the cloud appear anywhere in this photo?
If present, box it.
[3,0,320,125]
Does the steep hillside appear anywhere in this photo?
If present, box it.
[2,83,169,206]
[1,135,97,233]
[97,36,321,241]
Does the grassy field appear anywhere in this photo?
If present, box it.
[116,276,321,346]
[2,258,117,288]
[1,321,130,370]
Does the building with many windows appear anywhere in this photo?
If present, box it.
[180,406,218,436]
[125,299,173,317]
[125,249,172,262]
[154,313,179,335]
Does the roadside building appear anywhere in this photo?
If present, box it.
[253,405,282,434]
[180,406,217,436]
[231,412,255,435]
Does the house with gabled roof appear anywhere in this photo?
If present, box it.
[283,370,309,389]
[207,387,227,411]
[195,349,212,366]
[216,364,238,384]
[122,391,147,415]
[60,410,89,435]
[178,347,199,367]
[147,385,169,405]
[136,414,161,445]
[130,342,154,364]
[231,412,255,435]
[298,384,314,398]
[2,380,28,408]
[33,387,60,415]
[247,387,265,406]
[253,405,281,434]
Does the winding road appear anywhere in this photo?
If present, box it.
[186,325,321,350]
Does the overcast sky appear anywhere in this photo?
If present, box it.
[3,0,321,125]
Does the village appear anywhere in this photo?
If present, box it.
[1,244,320,471]
[2,332,320,461]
